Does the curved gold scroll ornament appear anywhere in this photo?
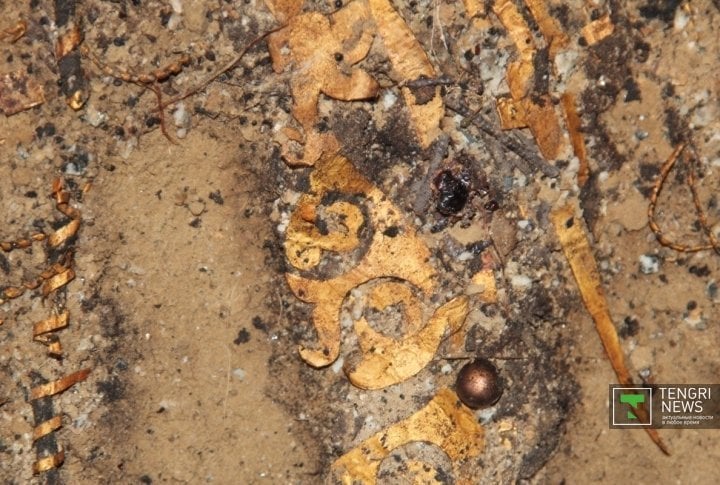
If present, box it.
[331,388,484,484]
[285,153,437,367]
[346,281,469,390]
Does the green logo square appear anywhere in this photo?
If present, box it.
[611,387,652,426]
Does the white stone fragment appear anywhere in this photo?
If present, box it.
[638,254,660,274]
[510,275,532,289]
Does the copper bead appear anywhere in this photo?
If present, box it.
[455,358,502,409]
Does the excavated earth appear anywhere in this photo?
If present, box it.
[1,1,719,484]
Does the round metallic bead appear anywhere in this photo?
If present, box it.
[455,358,502,409]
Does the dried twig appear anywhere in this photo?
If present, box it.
[82,47,191,142]
[160,27,283,111]
[412,133,450,216]
[648,143,720,254]
[445,96,559,178]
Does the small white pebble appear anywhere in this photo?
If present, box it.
[510,275,533,289]
[73,414,90,429]
[83,105,108,127]
[382,91,397,109]
[173,102,190,127]
[232,368,246,381]
[64,162,83,176]
[441,363,453,374]
[457,251,474,261]
[477,406,497,424]
[638,254,660,274]
[330,356,345,374]
[674,9,689,31]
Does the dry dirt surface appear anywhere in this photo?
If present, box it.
[1,1,719,484]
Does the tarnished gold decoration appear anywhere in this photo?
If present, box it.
[285,153,437,368]
[369,0,443,148]
[32,415,63,442]
[492,0,564,160]
[30,369,91,401]
[33,451,65,474]
[331,388,484,484]
[346,281,469,389]
[551,203,669,454]
[267,1,378,166]
[581,14,614,46]
[647,143,720,253]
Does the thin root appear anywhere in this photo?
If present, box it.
[83,46,191,141]
[647,142,720,254]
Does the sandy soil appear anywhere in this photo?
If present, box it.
[1,1,719,484]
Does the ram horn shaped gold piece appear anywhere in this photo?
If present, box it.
[285,153,437,367]
[331,388,484,484]
[345,281,469,389]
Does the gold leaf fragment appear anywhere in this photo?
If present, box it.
[522,97,563,160]
[369,0,443,148]
[55,24,82,59]
[33,312,69,357]
[33,415,63,442]
[523,0,569,58]
[0,20,26,43]
[30,368,91,400]
[497,97,563,160]
[492,0,534,99]
[268,1,378,166]
[42,268,75,297]
[48,218,80,248]
[331,388,484,484]
[286,201,364,270]
[550,203,669,455]
[33,312,69,338]
[3,286,25,299]
[581,14,614,46]
[285,154,436,367]
[497,97,529,130]
[346,281,469,389]
[492,0,567,160]
[461,0,485,18]
[561,92,589,186]
[262,0,303,23]
[33,451,65,474]
[467,268,497,302]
